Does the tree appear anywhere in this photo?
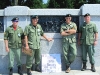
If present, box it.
[14,0,18,6]
[47,0,60,8]
[0,0,11,9]
[0,0,100,9]
[47,0,100,8]
[18,0,24,5]
[23,0,43,8]
[88,0,100,3]
[10,0,25,6]
[61,0,74,8]
[73,0,86,8]
[47,0,74,8]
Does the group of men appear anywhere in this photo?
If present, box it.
[61,13,98,73]
[4,13,98,75]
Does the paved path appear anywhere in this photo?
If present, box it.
[1,67,100,75]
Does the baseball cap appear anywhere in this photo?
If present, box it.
[65,14,72,17]
[31,15,38,19]
[84,13,90,17]
[11,17,19,21]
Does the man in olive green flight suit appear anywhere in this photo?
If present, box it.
[60,14,77,73]
[4,17,24,75]
[78,13,98,72]
[24,15,52,75]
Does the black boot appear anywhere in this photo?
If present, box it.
[31,64,35,71]
[35,65,41,72]
[9,68,13,75]
[27,68,32,75]
[91,65,96,72]
[18,65,23,75]
[81,62,87,71]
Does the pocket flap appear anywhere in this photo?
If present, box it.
[9,31,14,33]
[30,29,35,32]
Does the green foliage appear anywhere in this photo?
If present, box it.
[47,0,77,8]
[88,0,100,3]
[47,0,100,8]
[47,0,59,8]
[42,4,48,8]
[18,0,24,5]
[0,0,11,9]
[73,0,86,8]
[23,0,43,8]
[0,0,100,9]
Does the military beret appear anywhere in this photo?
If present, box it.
[84,13,90,17]
[31,15,38,19]
[11,17,19,21]
[65,14,72,17]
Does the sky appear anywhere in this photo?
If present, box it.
[43,0,48,4]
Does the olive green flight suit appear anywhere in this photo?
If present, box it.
[4,25,23,68]
[24,24,44,68]
[79,22,98,64]
[60,22,77,66]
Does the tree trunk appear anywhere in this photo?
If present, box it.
[14,0,18,5]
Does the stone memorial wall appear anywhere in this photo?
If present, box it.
[0,4,100,73]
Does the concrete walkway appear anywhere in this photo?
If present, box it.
[1,67,100,75]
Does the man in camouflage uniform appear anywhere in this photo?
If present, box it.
[78,13,98,72]
[60,14,77,73]
[4,17,24,75]
[24,15,52,75]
